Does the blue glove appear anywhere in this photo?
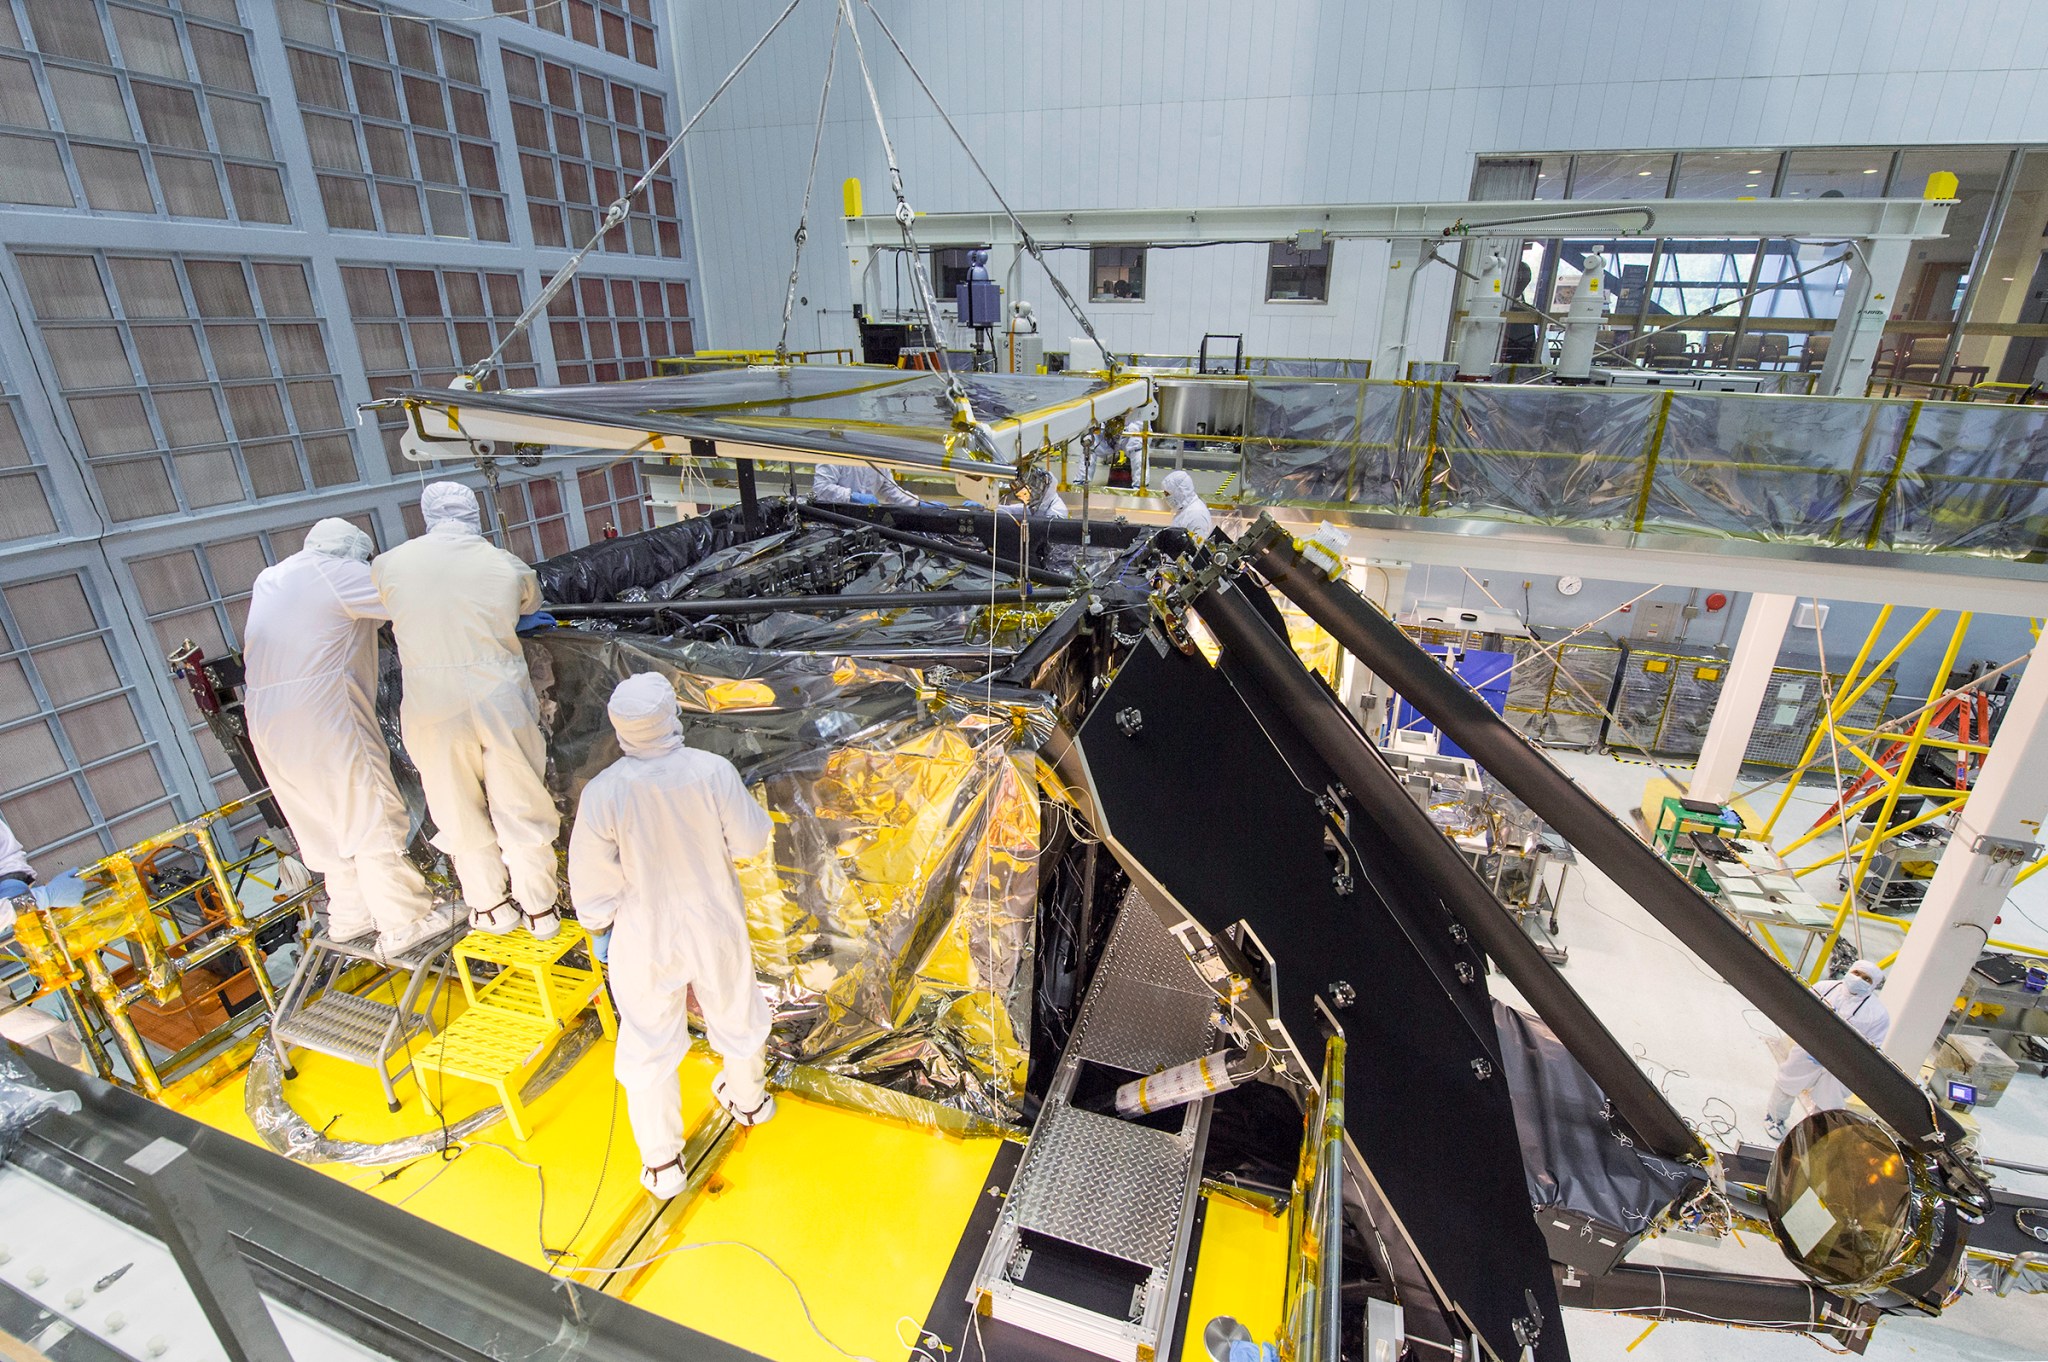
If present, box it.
[34,870,87,911]
[0,878,29,901]
[516,611,557,635]
[846,492,877,506]
[590,929,610,964]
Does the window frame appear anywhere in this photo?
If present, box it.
[1265,240,1332,304]
[16,248,361,523]
[0,570,180,875]
[1089,245,1147,303]
[0,0,292,224]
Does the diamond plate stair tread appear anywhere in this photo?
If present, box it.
[1007,1103,1194,1272]
[1074,980,1215,1075]
[1094,891,1209,996]
[275,991,421,1059]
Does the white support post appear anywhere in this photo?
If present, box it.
[1690,593,1796,805]
[1883,656,2048,1071]
[1451,240,1512,380]
[1816,237,1912,397]
[1375,238,1427,381]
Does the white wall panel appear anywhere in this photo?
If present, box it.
[678,0,2048,353]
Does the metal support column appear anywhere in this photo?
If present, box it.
[1817,235,1913,396]
[1690,593,1796,805]
[124,1137,295,1362]
[1375,237,1427,380]
[1884,654,2048,1070]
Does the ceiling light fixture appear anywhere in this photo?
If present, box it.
[1863,168,1879,174]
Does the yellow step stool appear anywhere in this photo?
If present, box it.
[414,921,615,1141]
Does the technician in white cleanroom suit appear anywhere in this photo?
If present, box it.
[1162,469,1214,536]
[569,673,777,1198]
[812,463,918,507]
[1763,959,1892,1140]
[244,519,459,954]
[373,483,561,938]
[0,814,33,903]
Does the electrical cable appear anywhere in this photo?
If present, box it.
[837,0,964,412]
[560,1239,882,1362]
[776,3,843,363]
[1805,599,1862,958]
[855,0,1119,375]
[467,0,808,385]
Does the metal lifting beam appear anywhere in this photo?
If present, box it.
[1181,570,1709,1167]
[546,587,1063,618]
[1232,514,1965,1156]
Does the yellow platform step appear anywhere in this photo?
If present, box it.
[411,922,616,1140]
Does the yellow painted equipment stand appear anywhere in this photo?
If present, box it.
[414,922,616,1140]
[1760,610,2004,982]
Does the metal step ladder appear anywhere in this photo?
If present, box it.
[268,924,464,1112]
[970,891,1220,1362]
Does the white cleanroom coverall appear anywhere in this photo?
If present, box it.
[1162,470,1214,536]
[372,483,561,927]
[812,463,918,507]
[569,673,775,1166]
[244,519,434,942]
[1766,959,1892,1127]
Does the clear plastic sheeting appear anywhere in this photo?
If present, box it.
[402,365,1136,477]
[0,1056,81,1158]
[1241,380,1409,509]
[1429,386,1654,527]
[1645,396,1900,543]
[1886,403,2048,554]
[534,631,1045,1125]
[1216,378,2048,559]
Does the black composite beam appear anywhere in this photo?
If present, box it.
[1187,578,1708,1167]
[1243,525,1967,1156]
[1075,628,1564,1362]
[1555,1264,1874,1351]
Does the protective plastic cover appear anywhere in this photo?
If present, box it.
[0,1056,81,1158]
[1493,1000,1699,1237]
[534,630,1046,1126]
[1228,378,2048,557]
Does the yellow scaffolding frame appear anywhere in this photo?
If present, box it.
[1761,612,1990,983]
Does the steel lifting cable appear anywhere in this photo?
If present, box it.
[777,1,844,363]
[856,0,1118,375]
[465,0,809,387]
[839,0,965,414]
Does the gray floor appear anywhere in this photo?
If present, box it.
[1492,749,2048,1360]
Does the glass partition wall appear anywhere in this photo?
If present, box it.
[1470,145,2048,396]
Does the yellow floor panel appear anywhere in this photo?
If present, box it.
[1182,1192,1290,1357]
[621,1092,1006,1362]
[178,1019,655,1275]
